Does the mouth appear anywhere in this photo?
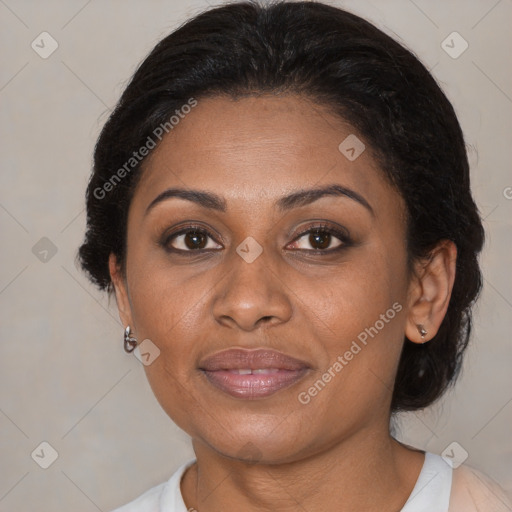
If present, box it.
[198,348,311,399]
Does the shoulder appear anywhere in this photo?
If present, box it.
[109,480,166,512]
[449,463,512,512]
[109,459,196,512]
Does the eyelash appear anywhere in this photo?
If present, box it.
[160,222,352,256]
[290,222,352,253]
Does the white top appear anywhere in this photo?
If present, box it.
[110,451,512,512]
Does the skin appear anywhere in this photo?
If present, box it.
[109,94,457,512]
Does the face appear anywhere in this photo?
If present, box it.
[110,94,432,463]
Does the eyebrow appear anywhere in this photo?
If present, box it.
[145,184,374,216]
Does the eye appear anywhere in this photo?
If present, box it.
[162,226,222,253]
[287,223,350,253]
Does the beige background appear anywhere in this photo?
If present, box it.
[0,0,511,510]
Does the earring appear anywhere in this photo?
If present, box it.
[124,326,138,353]
[417,324,428,343]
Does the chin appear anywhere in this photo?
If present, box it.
[198,419,312,465]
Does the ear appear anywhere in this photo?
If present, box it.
[405,240,457,344]
[109,253,134,330]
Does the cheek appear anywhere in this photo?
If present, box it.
[125,260,212,433]
[305,247,406,339]
[298,244,408,403]
[124,225,211,332]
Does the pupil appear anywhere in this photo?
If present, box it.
[310,230,330,249]
[185,231,206,249]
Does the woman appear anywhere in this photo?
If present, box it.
[78,1,511,510]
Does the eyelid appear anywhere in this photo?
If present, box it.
[160,221,352,254]
[291,221,350,241]
[161,224,224,253]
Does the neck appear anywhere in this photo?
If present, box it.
[181,427,425,512]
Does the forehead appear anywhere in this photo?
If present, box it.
[132,94,400,217]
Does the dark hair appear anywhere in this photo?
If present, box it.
[78,0,484,412]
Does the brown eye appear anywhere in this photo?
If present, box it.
[183,230,208,250]
[164,227,222,252]
[290,228,344,252]
[308,229,334,250]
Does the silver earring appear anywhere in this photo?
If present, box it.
[417,324,428,343]
[124,326,138,353]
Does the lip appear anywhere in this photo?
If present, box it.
[199,348,311,399]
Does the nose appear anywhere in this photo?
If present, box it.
[212,249,293,331]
